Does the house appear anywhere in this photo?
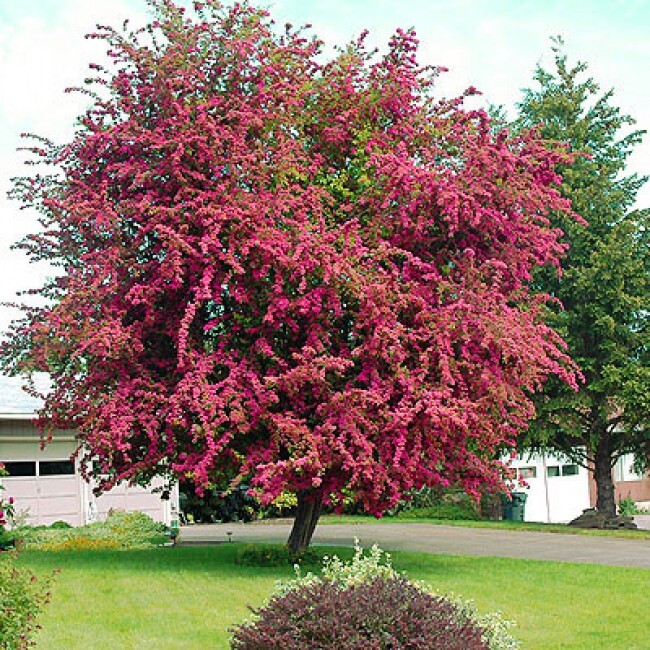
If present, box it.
[608,455,650,505]
[509,450,650,523]
[0,374,179,527]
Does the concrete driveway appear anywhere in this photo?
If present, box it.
[180,520,650,569]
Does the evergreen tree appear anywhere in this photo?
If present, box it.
[517,39,649,517]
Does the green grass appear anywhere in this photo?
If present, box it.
[19,544,649,649]
[319,513,650,539]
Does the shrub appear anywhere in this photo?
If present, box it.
[231,575,489,649]
[260,491,298,519]
[0,529,17,551]
[396,503,481,520]
[180,482,260,523]
[231,543,520,649]
[235,544,319,568]
[402,486,445,509]
[617,496,648,517]
[393,487,482,520]
[102,510,167,546]
[23,510,167,550]
[0,553,54,649]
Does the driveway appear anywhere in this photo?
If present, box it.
[180,520,650,569]
[634,514,650,530]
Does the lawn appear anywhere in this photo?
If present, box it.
[20,544,649,649]
[319,513,650,539]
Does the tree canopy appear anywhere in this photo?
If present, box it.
[3,1,579,549]
[517,39,649,516]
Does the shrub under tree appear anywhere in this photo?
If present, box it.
[230,543,519,649]
[231,576,490,650]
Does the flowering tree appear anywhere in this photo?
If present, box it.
[3,1,578,552]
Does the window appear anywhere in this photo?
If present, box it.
[613,455,645,482]
[546,466,560,478]
[39,460,75,476]
[561,464,579,476]
[3,461,37,477]
[518,467,537,479]
[1,461,76,477]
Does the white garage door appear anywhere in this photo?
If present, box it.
[3,459,83,526]
[93,480,172,523]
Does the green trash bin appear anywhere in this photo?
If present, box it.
[501,495,513,520]
[502,492,528,521]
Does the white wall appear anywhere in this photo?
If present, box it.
[508,452,591,523]
[87,477,179,526]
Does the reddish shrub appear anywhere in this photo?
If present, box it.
[230,576,488,649]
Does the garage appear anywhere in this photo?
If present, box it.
[1,421,85,526]
[3,455,83,527]
[0,375,178,527]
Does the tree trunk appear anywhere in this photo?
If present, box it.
[594,435,617,518]
[287,490,323,555]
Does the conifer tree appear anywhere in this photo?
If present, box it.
[517,39,649,517]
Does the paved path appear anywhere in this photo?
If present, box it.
[634,514,650,530]
[180,521,650,569]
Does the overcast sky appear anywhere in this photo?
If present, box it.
[1,0,648,336]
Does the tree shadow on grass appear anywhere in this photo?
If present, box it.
[18,543,353,578]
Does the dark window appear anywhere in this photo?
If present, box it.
[3,461,37,477]
[546,466,560,478]
[562,464,579,476]
[39,460,75,476]
[518,467,537,479]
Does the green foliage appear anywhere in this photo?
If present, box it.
[617,496,648,517]
[0,552,53,649]
[397,504,482,520]
[0,464,18,551]
[276,542,399,595]
[402,485,446,509]
[260,491,298,518]
[180,483,259,524]
[21,511,166,551]
[395,487,482,520]
[516,37,650,514]
[0,529,17,551]
[235,543,320,567]
[396,487,481,521]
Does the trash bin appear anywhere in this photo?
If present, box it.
[502,492,528,521]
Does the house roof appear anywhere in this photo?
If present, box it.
[0,374,49,418]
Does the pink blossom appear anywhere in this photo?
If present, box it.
[2,1,578,516]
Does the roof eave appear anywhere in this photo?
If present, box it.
[0,412,36,420]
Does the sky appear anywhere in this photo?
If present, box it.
[0,0,648,336]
